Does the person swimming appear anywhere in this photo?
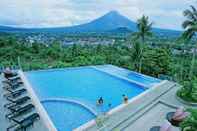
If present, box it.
[97,97,104,105]
[122,94,128,104]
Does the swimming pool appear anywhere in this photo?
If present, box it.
[25,65,161,131]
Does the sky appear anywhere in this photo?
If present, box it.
[0,0,196,30]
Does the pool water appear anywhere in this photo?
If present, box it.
[42,101,95,131]
[96,65,161,87]
[25,65,160,131]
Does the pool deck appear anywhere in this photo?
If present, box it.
[116,84,190,131]
[0,74,48,131]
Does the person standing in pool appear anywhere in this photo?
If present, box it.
[122,94,128,104]
[97,97,104,106]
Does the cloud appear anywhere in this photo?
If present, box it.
[0,0,196,30]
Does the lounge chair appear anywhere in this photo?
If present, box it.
[3,76,21,84]
[7,75,20,81]
[166,107,190,127]
[6,88,26,93]
[7,113,40,131]
[15,119,35,131]
[4,96,30,108]
[150,120,172,131]
[3,68,17,79]
[3,82,23,90]
[12,113,40,124]
[7,104,21,111]
[3,84,19,91]
[4,80,23,86]
[5,81,23,88]
[8,103,34,113]
[6,104,34,120]
[4,88,27,98]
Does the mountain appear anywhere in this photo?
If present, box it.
[0,11,182,37]
[64,11,137,32]
[108,27,132,33]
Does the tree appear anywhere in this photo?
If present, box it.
[131,41,143,72]
[177,78,197,103]
[182,5,197,79]
[134,15,153,44]
[141,47,171,77]
[132,15,153,72]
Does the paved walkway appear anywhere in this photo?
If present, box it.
[111,84,196,131]
[0,74,47,131]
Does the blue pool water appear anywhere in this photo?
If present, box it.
[25,65,160,131]
[42,101,95,131]
[96,65,161,87]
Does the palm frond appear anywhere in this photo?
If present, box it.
[182,20,194,29]
[182,29,195,43]
[183,9,197,21]
[134,15,153,43]
[190,5,197,17]
[182,5,197,43]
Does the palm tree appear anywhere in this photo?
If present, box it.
[182,5,197,79]
[131,41,142,71]
[135,15,153,44]
[133,15,153,72]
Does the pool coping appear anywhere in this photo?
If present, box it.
[73,80,168,131]
[26,65,96,73]
[18,70,57,131]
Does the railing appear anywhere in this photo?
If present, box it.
[0,65,21,74]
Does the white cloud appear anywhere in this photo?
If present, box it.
[0,0,196,30]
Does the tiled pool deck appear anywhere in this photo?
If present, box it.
[0,74,47,131]
[0,73,196,131]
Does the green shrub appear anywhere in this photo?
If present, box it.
[177,79,197,103]
[180,109,197,131]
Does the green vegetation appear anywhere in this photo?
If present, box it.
[132,15,153,72]
[177,5,197,103]
[0,35,173,77]
[180,109,197,131]
[141,46,171,77]
[177,79,197,103]
[182,5,197,79]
